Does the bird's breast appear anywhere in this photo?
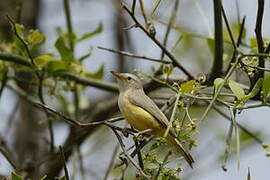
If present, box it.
[118,93,162,132]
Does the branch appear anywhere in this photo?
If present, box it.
[109,127,148,178]
[98,46,171,64]
[221,5,237,50]
[0,52,118,92]
[209,0,223,82]
[63,0,74,52]
[57,73,118,92]
[225,16,246,74]
[0,53,32,66]
[59,146,70,180]
[122,4,195,80]
[254,0,265,83]
[6,15,35,66]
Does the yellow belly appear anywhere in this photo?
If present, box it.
[120,99,164,135]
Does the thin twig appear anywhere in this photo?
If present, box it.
[253,0,265,85]
[76,145,85,180]
[122,4,195,80]
[221,5,237,50]
[63,0,74,52]
[138,0,148,26]
[59,146,70,180]
[103,144,119,180]
[6,15,35,66]
[225,16,246,74]
[131,126,144,170]
[164,92,180,138]
[154,151,172,180]
[161,0,179,60]
[109,126,148,178]
[98,46,171,64]
[132,0,136,14]
[0,52,118,91]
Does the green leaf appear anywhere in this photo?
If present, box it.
[46,60,69,74]
[27,29,45,46]
[76,23,103,42]
[78,47,93,62]
[228,80,245,100]
[180,80,196,93]
[262,75,270,100]
[11,172,23,180]
[213,78,225,95]
[85,64,104,79]
[249,37,257,49]
[34,55,53,68]
[163,64,173,76]
[15,24,24,38]
[239,78,263,102]
[55,36,73,61]
[224,24,246,43]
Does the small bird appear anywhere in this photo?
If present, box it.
[111,71,194,167]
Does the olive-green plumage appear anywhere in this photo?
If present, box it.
[111,71,194,167]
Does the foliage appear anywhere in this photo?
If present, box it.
[0,0,270,179]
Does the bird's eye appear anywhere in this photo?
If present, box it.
[127,76,132,80]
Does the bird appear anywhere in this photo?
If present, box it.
[111,71,194,167]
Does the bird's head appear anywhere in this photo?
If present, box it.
[110,71,142,92]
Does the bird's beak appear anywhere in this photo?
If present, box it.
[110,71,123,79]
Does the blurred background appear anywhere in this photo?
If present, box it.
[0,0,270,179]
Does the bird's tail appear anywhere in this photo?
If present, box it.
[167,135,194,168]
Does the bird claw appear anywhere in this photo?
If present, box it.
[133,129,153,142]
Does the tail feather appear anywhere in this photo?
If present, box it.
[167,135,194,168]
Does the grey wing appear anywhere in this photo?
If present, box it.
[128,90,170,128]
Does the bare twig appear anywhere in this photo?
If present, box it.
[253,0,265,85]
[138,0,148,26]
[103,144,119,180]
[209,0,223,82]
[63,0,74,52]
[109,126,148,178]
[122,4,195,80]
[132,0,136,14]
[0,52,118,91]
[240,60,270,72]
[221,5,237,50]
[6,15,35,66]
[225,16,246,73]
[161,0,179,60]
[131,126,144,170]
[59,146,70,180]
[98,46,171,64]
